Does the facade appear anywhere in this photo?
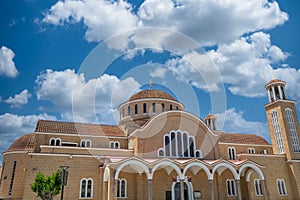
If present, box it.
[0,78,300,200]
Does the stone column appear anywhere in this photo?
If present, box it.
[209,180,214,200]
[278,86,283,99]
[148,179,152,200]
[180,179,185,200]
[267,89,271,102]
[236,180,242,200]
[271,86,276,101]
[103,181,108,200]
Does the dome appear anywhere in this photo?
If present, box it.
[265,78,285,88]
[6,133,35,152]
[129,89,176,101]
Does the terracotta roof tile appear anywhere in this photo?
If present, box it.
[129,90,176,101]
[219,133,270,145]
[35,120,124,137]
[6,133,36,152]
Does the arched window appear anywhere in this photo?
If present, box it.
[162,103,165,112]
[277,179,287,196]
[228,147,236,160]
[271,110,284,153]
[285,108,300,152]
[152,103,156,113]
[109,141,120,149]
[134,104,138,115]
[226,179,236,196]
[127,106,130,116]
[143,103,147,113]
[81,140,92,148]
[158,130,202,158]
[117,179,127,198]
[254,179,263,196]
[170,104,173,110]
[248,148,255,154]
[80,178,93,198]
[176,106,179,110]
[49,138,61,146]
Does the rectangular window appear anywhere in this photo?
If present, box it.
[8,161,17,196]
[285,108,300,152]
[271,110,284,154]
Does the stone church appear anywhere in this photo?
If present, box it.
[0,78,300,200]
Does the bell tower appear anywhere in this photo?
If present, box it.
[265,78,300,160]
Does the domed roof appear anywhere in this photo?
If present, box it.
[204,114,216,120]
[6,133,35,152]
[129,89,176,101]
[265,78,285,87]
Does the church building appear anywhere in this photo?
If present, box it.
[0,78,300,200]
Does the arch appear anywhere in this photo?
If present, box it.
[115,160,150,180]
[245,169,254,182]
[151,161,183,180]
[212,162,239,180]
[239,163,265,180]
[183,162,212,180]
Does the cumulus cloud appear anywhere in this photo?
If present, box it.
[42,0,138,42]
[5,89,32,108]
[215,108,270,140]
[0,113,56,160]
[0,46,19,78]
[42,0,288,46]
[36,69,140,124]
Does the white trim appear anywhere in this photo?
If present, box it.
[35,132,126,139]
[254,179,263,196]
[151,161,183,180]
[79,178,93,198]
[226,179,237,196]
[115,160,150,180]
[218,142,271,147]
[183,162,212,180]
[212,162,239,180]
[171,180,194,200]
[277,179,287,196]
[239,163,265,180]
[118,98,184,110]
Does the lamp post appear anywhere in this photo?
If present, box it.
[60,166,69,200]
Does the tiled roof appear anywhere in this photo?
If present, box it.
[129,90,176,101]
[219,133,270,145]
[6,133,36,152]
[35,120,124,137]
[266,78,285,86]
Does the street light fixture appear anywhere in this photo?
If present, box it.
[60,166,69,200]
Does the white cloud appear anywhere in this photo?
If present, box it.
[42,0,138,42]
[42,0,288,47]
[0,113,56,160]
[207,31,290,97]
[36,69,140,124]
[0,46,19,78]
[5,89,31,108]
[215,108,269,140]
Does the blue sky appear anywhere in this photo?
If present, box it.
[0,0,300,161]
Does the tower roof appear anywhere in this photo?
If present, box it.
[265,78,285,88]
[129,89,176,101]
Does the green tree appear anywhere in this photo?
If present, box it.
[31,170,62,200]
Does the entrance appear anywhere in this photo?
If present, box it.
[172,182,193,200]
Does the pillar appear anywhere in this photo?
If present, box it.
[267,89,271,102]
[180,179,184,200]
[209,180,214,200]
[278,86,283,99]
[148,179,152,200]
[271,86,276,101]
[103,181,108,200]
[236,180,242,200]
